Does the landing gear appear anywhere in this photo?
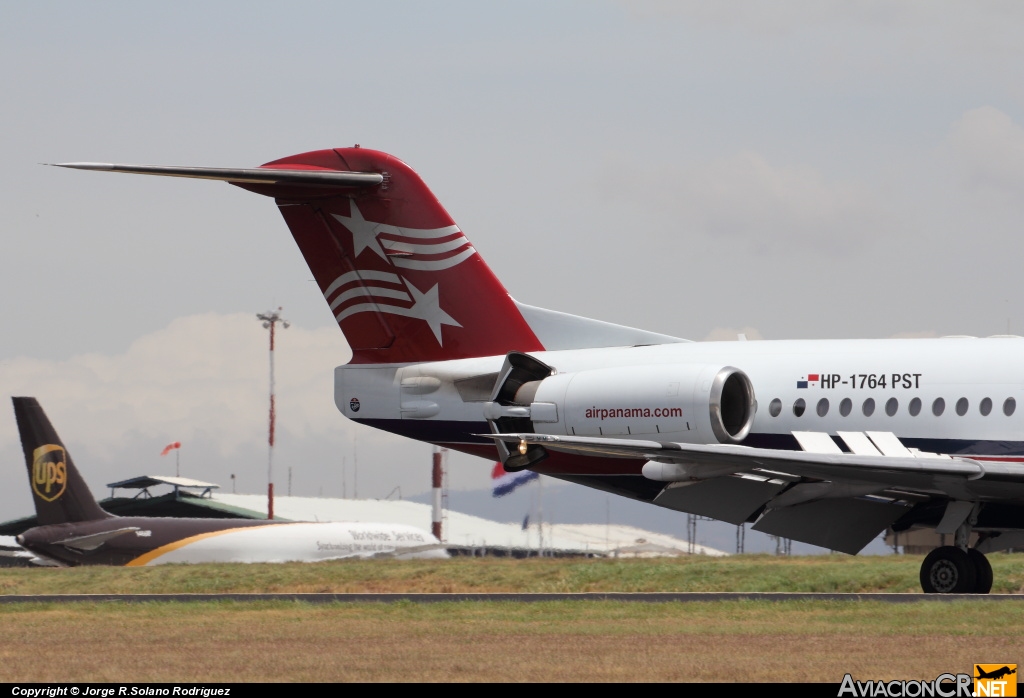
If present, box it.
[919,501,993,594]
[920,546,975,593]
[967,548,993,594]
[919,546,992,594]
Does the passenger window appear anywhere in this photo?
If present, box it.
[793,398,806,417]
[817,398,829,417]
[885,398,898,416]
[908,397,921,416]
[862,398,875,417]
[1005,397,1017,416]
[769,398,782,417]
[980,397,992,416]
[933,398,945,416]
[956,397,968,416]
[839,398,852,417]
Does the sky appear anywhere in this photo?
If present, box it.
[2,1,1024,530]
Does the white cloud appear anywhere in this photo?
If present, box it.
[0,313,497,519]
[598,151,881,252]
[947,106,1024,197]
[0,312,351,458]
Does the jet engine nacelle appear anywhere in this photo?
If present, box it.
[506,364,757,445]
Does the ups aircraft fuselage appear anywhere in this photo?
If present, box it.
[18,517,443,567]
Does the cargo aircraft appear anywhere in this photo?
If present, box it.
[55,148,1024,592]
[11,397,446,565]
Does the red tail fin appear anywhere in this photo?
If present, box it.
[249,148,542,364]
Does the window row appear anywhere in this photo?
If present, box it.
[767,396,1017,419]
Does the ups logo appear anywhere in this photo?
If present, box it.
[32,444,67,502]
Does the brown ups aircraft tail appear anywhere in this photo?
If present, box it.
[12,397,110,526]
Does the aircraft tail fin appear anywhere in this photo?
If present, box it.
[12,397,110,525]
[56,149,546,363]
[55,149,691,362]
[259,148,547,363]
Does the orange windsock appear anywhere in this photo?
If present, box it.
[160,442,181,456]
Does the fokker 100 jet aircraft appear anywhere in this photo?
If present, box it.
[55,148,1024,592]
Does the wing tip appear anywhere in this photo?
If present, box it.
[49,162,113,170]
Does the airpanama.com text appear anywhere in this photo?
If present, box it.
[584,406,683,421]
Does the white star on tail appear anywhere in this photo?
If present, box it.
[330,277,461,345]
[406,280,461,344]
[332,205,387,260]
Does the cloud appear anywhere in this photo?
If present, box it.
[947,106,1024,197]
[0,312,352,459]
[597,151,881,252]
[0,313,500,518]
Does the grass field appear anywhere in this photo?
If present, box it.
[1,600,1021,682]
[2,553,1024,594]
[3,555,1023,682]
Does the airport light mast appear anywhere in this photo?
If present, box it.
[257,307,288,519]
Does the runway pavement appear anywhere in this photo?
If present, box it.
[1,592,1023,603]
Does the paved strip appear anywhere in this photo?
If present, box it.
[0,592,1023,604]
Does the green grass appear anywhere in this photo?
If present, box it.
[3,553,1024,594]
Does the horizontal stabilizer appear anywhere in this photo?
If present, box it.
[54,527,140,552]
[0,536,32,558]
[51,163,383,187]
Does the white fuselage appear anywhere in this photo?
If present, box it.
[134,522,448,566]
[336,337,1024,457]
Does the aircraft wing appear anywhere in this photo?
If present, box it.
[368,543,451,559]
[486,431,1021,486]
[485,431,1024,554]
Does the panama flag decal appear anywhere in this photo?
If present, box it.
[797,374,820,389]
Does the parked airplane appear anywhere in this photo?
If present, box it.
[56,148,1024,592]
[11,397,447,566]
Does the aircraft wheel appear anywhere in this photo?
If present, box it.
[967,549,993,594]
[920,546,977,593]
